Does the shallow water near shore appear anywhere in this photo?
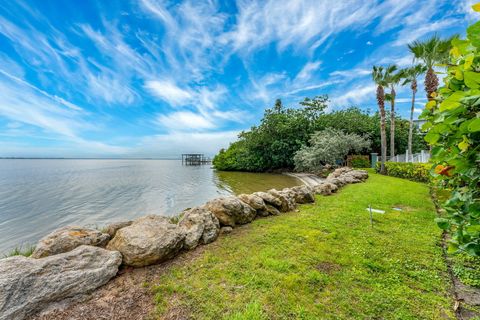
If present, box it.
[0,159,301,254]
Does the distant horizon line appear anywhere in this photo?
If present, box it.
[0,157,192,160]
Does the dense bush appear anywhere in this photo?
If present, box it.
[293,129,370,172]
[376,162,431,183]
[213,99,426,172]
[422,18,480,256]
[348,155,371,168]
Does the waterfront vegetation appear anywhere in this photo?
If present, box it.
[4,245,35,258]
[376,162,430,183]
[213,103,426,172]
[153,173,454,319]
[214,5,480,258]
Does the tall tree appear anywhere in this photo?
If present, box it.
[400,64,427,157]
[384,65,401,157]
[372,66,388,174]
[408,35,455,100]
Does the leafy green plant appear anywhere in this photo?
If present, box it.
[422,12,480,256]
[375,162,430,183]
[348,155,370,168]
[213,101,427,172]
[293,128,370,171]
[451,253,480,287]
[3,245,35,258]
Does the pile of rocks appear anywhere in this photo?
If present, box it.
[0,168,367,320]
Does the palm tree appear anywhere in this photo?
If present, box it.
[408,35,455,100]
[401,64,427,157]
[372,66,388,174]
[383,65,401,158]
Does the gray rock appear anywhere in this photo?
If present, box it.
[267,189,296,212]
[314,182,338,195]
[0,245,121,320]
[253,191,282,208]
[31,226,110,259]
[106,215,185,267]
[238,193,267,211]
[265,204,281,216]
[204,196,256,227]
[220,226,233,234]
[327,167,352,179]
[290,185,315,203]
[179,207,220,250]
[103,221,133,238]
[326,177,346,187]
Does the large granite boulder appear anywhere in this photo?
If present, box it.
[345,169,368,181]
[265,204,281,216]
[325,168,368,187]
[106,215,185,267]
[314,182,338,195]
[289,185,315,204]
[267,189,296,212]
[204,196,256,227]
[327,167,353,179]
[253,191,282,208]
[0,245,121,320]
[325,177,347,187]
[31,226,110,259]
[103,220,133,238]
[238,193,267,211]
[179,207,220,250]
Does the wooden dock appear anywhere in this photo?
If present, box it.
[181,154,211,165]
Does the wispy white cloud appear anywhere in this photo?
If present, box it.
[0,70,126,155]
[330,84,377,107]
[392,18,459,46]
[329,68,371,79]
[156,111,216,131]
[144,80,193,106]
[294,61,322,82]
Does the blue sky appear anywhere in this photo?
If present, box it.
[0,0,476,158]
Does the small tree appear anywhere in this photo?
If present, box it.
[294,128,371,172]
[372,66,389,174]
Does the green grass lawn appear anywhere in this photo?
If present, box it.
[153,173,454,319]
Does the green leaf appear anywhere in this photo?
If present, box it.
[464,71,480,89]
[424,131,440,144]
[467,21,480,48]
[462,243,480,256]
[435,218,451,230]
[425,100,436,110]
[455,69,464,80]
[468,118,480,132]
[459,138,470,152]
[465,54,474,70]
[439,91,465,111]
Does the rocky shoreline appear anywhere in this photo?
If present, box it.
[0,167,368,320]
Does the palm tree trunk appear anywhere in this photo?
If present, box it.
[377,85,387,174]
[408,80,417,156]
[390,87,396,158]
[425,67,439,100]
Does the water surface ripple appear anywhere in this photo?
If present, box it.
[0,159,301,254]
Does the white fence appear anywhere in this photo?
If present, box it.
[388,150,430,163]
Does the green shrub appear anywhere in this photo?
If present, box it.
[348,155,370,168]
[376,162,431,183]
[293,128,370,172]
[422,17,480,256]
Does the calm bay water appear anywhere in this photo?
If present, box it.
[0,159,301,254]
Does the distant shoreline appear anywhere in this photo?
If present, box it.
[0,157,184,160]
